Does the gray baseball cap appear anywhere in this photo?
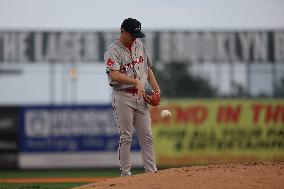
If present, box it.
[121,18,145,38]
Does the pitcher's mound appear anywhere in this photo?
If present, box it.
[74,162,284,189]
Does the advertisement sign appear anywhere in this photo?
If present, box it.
[19,105,141,168]
[1,31,283,63]
[151,99,284,166]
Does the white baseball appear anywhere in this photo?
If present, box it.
[161,110,171,118]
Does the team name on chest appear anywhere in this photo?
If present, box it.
[121,56,144,73]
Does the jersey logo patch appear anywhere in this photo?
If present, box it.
[107,58,114,67]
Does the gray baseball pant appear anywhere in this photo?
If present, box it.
[112,90,157,176]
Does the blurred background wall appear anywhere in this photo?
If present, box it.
[0,0,283,169]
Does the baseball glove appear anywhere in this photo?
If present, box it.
[144,91,160,106]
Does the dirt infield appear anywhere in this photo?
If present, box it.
[73,162,284,189]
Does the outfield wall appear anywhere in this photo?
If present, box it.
[0,99,283,169]
[0,107,19,168]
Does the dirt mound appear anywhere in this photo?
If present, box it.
[74,162,284,189]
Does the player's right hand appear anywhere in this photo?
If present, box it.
[135,80,145,97]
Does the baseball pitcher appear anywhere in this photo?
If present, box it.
[104,18,161,176]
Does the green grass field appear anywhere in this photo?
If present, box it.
[0,183,84,189]
[0,169,144,189]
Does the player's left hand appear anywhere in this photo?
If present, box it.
[144,91,160,106]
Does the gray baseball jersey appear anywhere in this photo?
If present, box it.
[104,39,153,90]
[104,38,157,176]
